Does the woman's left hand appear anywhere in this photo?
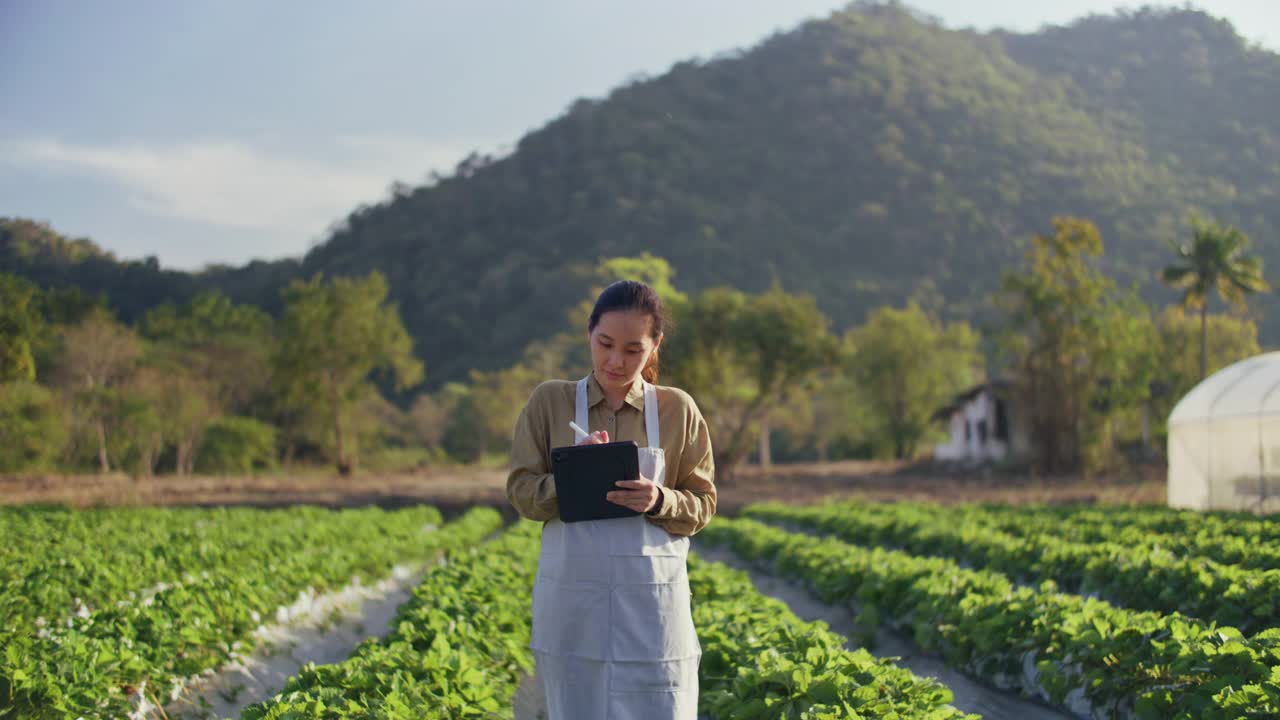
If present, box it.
[608,477,660,513]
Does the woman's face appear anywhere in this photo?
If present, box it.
[588,310,661,393]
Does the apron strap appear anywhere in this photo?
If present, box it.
[643,381,660,449]
[576,376,590,430]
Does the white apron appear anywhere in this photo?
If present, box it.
[531,376,701,720]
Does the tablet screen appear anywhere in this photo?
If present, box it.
[551,440,640,523]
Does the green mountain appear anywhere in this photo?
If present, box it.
[1000,7,1279,241]
[4,3,1277,388]
[0,218,298,320]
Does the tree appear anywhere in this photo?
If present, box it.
[1152,305,1260,435]
[556,253,690,375]
[347,389,417,469]
[0,381,66,472]
[747,334,881,463]
[519,334,574,380]
[581,253,688,312]
[124,336,225,475]
[1161,216,1270,380]
[160,369,217,475]
[665,286,837,478]
[115,370,167,475]
[1001,218,1104,473]
[141,291,275,415]
[439,382,486,462]
[808,349,877,461]
[848,302,981,459]
[273,272,423,474]
[1083,291,1162,467]
[406,393,448,455]
[197,417,279,475]
[0,274,41,382]
[1000,217,1155,473]
[468,364,545,459]
[49,308,142,472]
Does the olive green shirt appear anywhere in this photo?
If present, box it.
[506,373,717,536]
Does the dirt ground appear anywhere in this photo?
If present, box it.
[721,459,1166,511]
[0,459,1166,514]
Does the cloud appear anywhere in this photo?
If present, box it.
[0,134,494,238]
[333,134,511,172]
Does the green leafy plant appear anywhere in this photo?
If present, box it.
[707,512,1280,719]
[0,505,499,718]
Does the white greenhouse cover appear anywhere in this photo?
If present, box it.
[1167,351,1280,512]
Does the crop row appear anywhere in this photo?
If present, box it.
[817,500,1280,572]
[745,501,1280,634]
[976,502,1280,545]
[241,520,544,718]
[1,506,498,719]
[689,555,975,719]
[0,504,442,628]
[965,503,1280,571]
[701,516,1280,719]
[243,522,975,719]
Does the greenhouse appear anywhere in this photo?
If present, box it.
[1168,351,1280,513]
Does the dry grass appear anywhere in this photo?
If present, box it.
[0,465,509,514]
[1,459,1166,515]
[721,459,1165,514]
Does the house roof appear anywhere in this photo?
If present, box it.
[930,379,1014,422]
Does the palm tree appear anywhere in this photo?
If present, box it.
[1161,217,1270,380]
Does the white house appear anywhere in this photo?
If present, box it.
[932,380,1030,464]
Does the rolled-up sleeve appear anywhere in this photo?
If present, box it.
[506,385,559,521]
[646,401,716,536]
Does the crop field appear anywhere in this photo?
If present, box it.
[3,500,1277,719]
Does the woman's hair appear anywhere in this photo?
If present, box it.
[588,280,669,383]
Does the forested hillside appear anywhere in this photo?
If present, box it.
[4,3,1276,388]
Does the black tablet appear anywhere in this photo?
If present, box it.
[551,440,641,523]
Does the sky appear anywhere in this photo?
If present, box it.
[2,1,1276,270]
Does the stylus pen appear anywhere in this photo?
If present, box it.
[569,421,589,442]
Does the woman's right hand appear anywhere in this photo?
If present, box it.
[576,430,609,446]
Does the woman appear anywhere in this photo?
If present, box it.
[506,279,716,719]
